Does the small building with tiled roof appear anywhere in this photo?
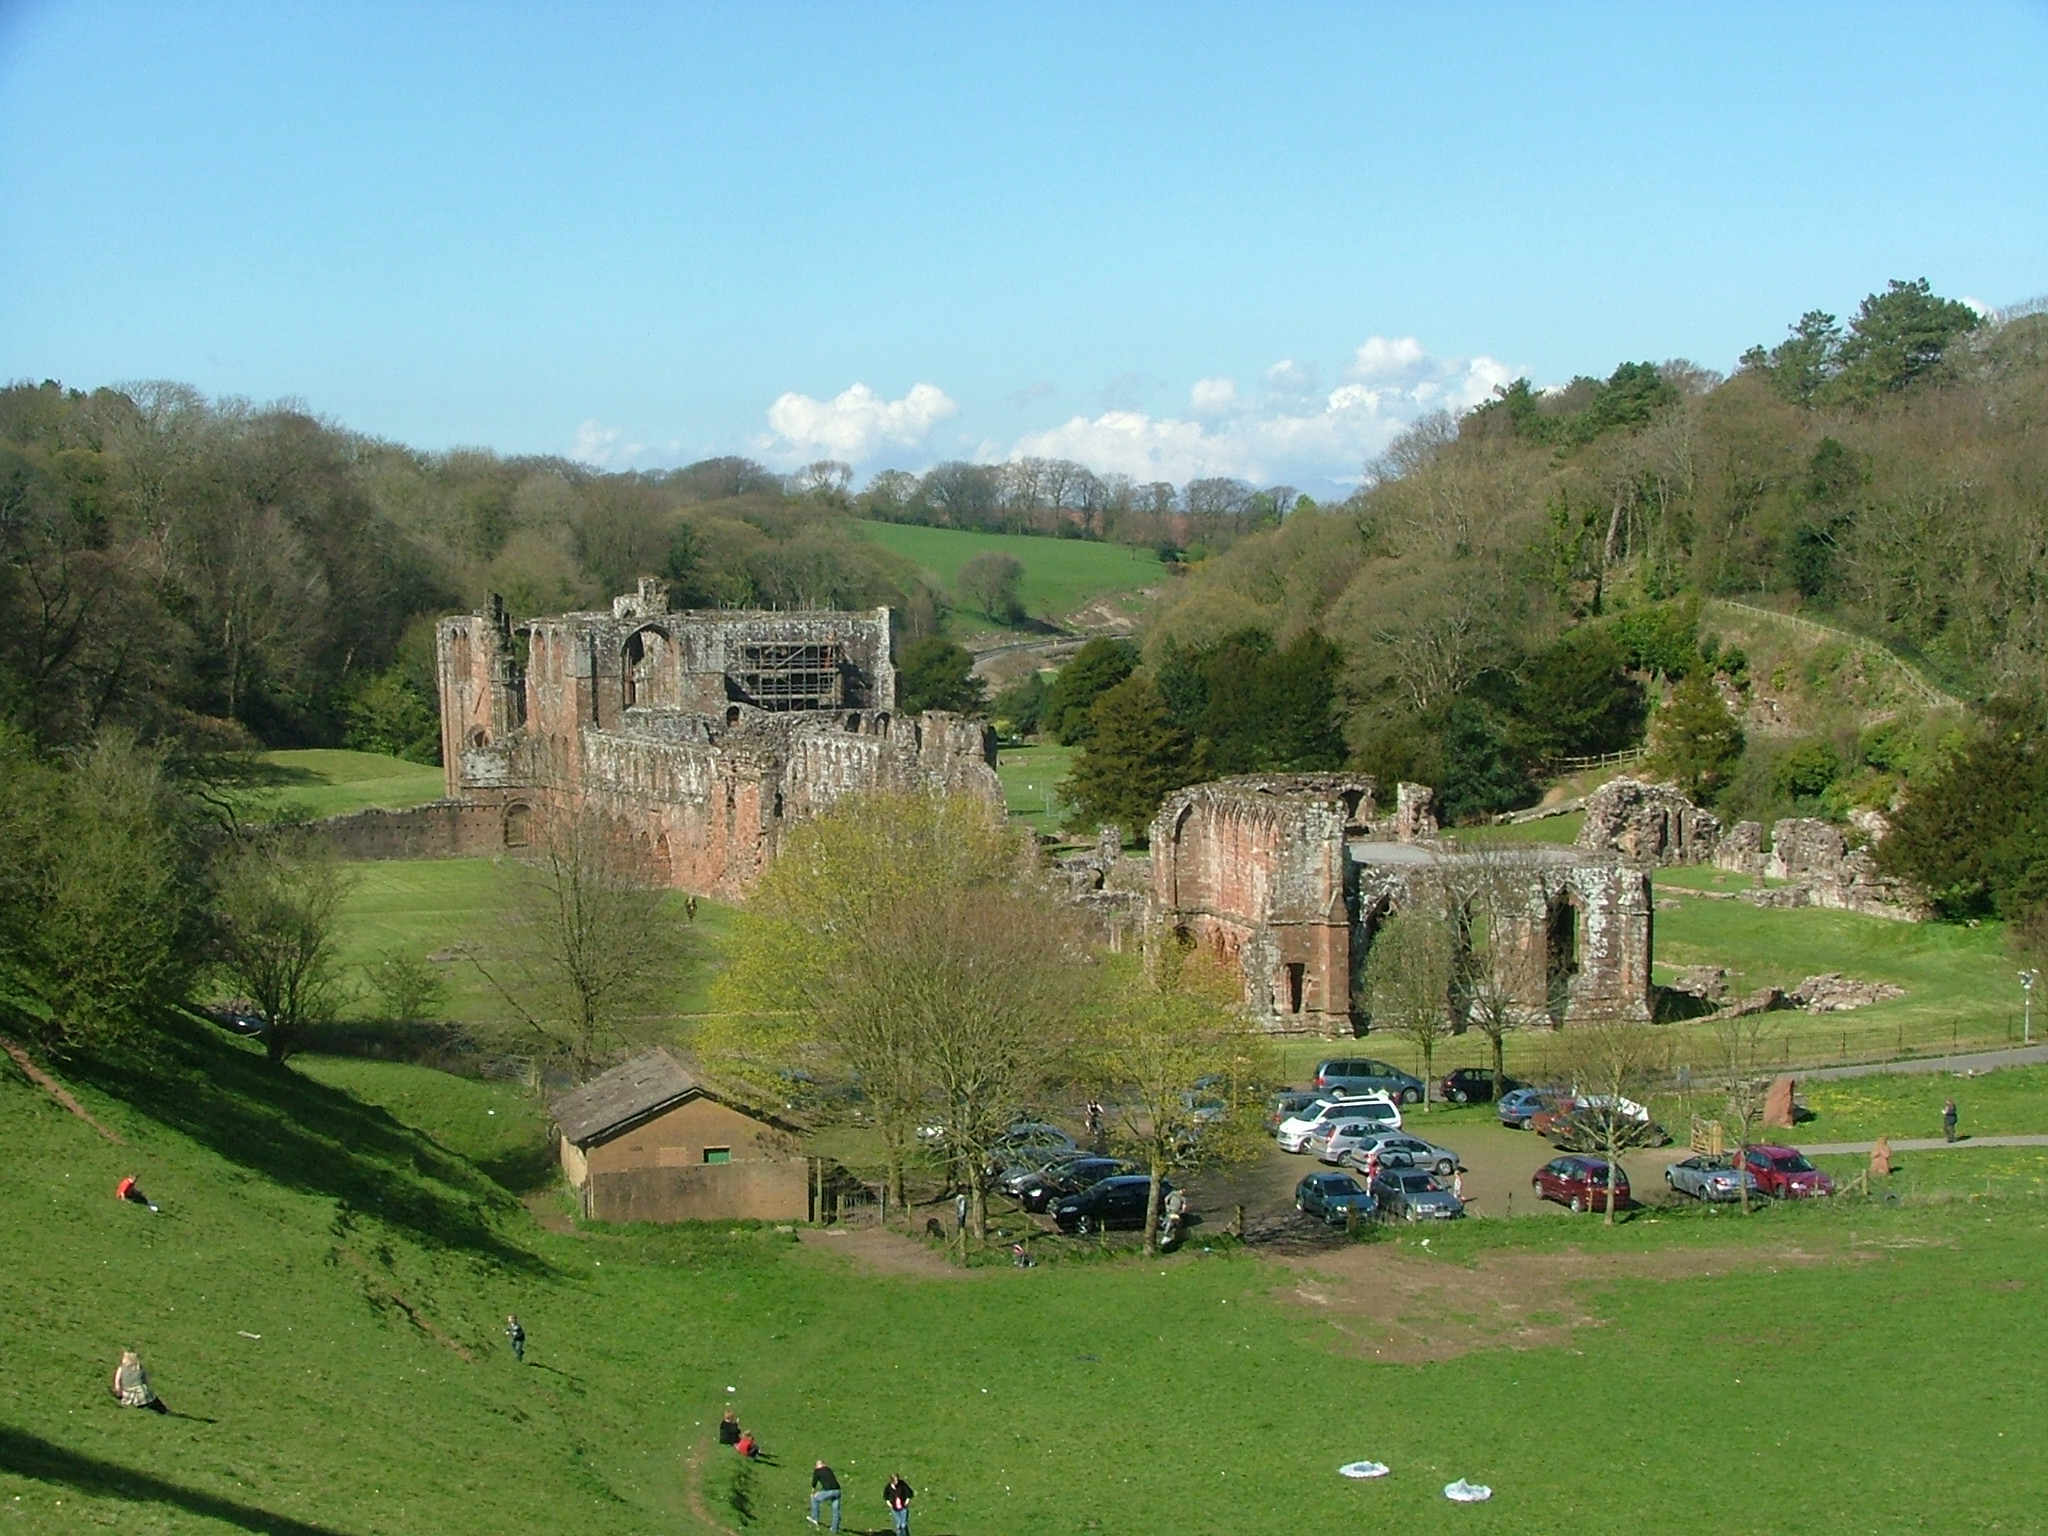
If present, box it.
[550,1047,808,1223]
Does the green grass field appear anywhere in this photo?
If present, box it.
[241,749,446,822]
[996,742,1078,836]
[856,520,1161,628]
[6,1018,2048,1535]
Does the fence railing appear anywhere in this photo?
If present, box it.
[1546,746,1649,773]
[1707,599,1965,712]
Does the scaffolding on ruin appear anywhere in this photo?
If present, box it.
[735,643,845,711]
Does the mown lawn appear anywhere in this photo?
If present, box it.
[5,1021,2048,1536]
[1799,1064,2048,1143]
[246,749,446,821]
[857,520,1161,627]
[996,741,1078,836]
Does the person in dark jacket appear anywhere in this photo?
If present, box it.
[1943,1098,1959,1142]
[883,1473,914,1535]
[504,1314,525,1362]
[718,1409,742,1447]
[808,1461,842,1531]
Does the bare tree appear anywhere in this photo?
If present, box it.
[1553,1015,1670,1225]
[1713,995,1779,1214]
[1087,946,1279,1254]
[213,828,353,1066]
[1363,904,1459,1109]
[486,811,686,1076]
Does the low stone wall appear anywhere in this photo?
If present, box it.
[585,1160,810,1223]
[315,800,510,861]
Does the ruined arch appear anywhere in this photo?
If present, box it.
[621,624,677,710]
[503,803,534,848]
[1545,889,1585,1026]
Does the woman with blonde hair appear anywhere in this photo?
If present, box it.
[111,1350,168,1414]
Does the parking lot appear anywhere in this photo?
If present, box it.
[1184,1107,1690,1244]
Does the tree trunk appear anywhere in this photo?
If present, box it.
[1142,1164,1164,1259]
[1490,1032,1506,1092]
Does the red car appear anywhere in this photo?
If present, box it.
[1740,1144,1834,1199]
[1532,1155,1630,1213]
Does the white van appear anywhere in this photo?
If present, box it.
[1276,1094,1402,1152]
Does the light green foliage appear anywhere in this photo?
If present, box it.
[954,550,1026,623]
[212,828,354,1065]
[361,948,449,1024]
[1363,904,1460,1094]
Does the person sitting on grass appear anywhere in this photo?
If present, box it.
[735,1429,759,1459]
[718,1409,742,1448]
[111,1350,168,1414]
[115,1176,159,1213]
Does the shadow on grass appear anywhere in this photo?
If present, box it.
[0,1425,355,1536]
[68,1013,548,1274]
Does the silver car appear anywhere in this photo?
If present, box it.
[1369,1168,1465,1221]
[1665,1154,1761,1203]
[1339,1132,1461,1177]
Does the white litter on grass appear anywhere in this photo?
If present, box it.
[1443,1480,1492,1502]
[1338,1461,1389,1479]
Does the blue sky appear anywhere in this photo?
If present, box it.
[2,2,2044,493]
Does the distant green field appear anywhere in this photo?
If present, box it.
[857,519,1161,626]
[247,748,445,821]
[997,741,1079,835]
[1463,810,1584,845]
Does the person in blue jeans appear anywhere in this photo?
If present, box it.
[808,1462,841,1531]
[883,1473,914,1535]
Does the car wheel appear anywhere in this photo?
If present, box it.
[1434,1159,1456,1176]
[1449,1089,1467,1104]
[1074,1216,1092,1235]
[1401,1087,1422,1105]
[1568,1194,1586,1213]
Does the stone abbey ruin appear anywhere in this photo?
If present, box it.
[329,579,1000,897]
[327,581,1654,1036]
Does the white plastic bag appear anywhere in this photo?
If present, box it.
[1337,1461,1390,1480]
[1443,1479,1492,1502]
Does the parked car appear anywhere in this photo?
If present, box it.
[999,1149,1095,1197]
[1295,1171,1377,1225]
[1665,1154,1761,1203]
[1015,1157,1133,1213]
[1050,1174,1172,1234]
[1266,1090,1323,1132]
[1276,1094,1402,1152]
[1312,1057,1428,1104]
[1497,1086,1565,1130]
[205,1005,267,1037]
[984,1122,1078,1173]
[1542,1105,1673,1152]
[1438,1067,1520,1105]
[1368,1168,1465,1221]
[1531,1155,1630,1213]
[1305,1110,1413,1163]
[1740,1144,1835,1199]
[1335,1131,1462,1177]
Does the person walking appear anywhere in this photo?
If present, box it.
[110,1350,168,1414]
[883,1473,914,1536]
[504,1314,525,1362]
[808,1461,842,1531]
[1943,1098,1959,1143]
[954,1191,968,1236]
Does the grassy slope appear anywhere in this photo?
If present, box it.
[996,742,1078,836]
[856,520,1161,626]
[247,750,447,822]
[6,1023,2048,1534]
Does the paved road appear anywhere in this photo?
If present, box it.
[1799,1044,2048,1081]
[1799,1133,2048,1155]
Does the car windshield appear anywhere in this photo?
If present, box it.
[1394,1173,1439,1192]
[1770,1153,1814,1172]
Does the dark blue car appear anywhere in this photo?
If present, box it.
[1294,1171,1376,1225]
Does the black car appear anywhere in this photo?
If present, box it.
[1050,1174,1172,1234]
[997,1150,1095,1198]
[1294,1171,1376,1226]
[1437,1068,1521,1105]
[1017,1157,1133,1213]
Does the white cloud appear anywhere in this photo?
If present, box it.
[570,419,648,469]
[1009,338,1522,490]
[762,381,956,464]
[1188,376,1240,415]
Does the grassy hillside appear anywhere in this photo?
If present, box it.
[6,1018,2048,1534]
[856,520,1161,630]
[244,750,447,822]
